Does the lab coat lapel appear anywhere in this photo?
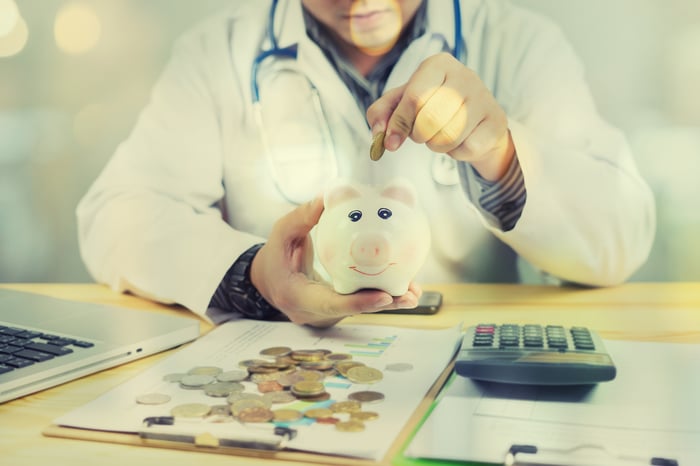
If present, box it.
[384,0,456,92]
[296,40,370,139]
[277,0,369,141]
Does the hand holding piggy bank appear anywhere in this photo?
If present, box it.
[314,179,431,296]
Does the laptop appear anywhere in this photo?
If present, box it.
[0,288,200,403]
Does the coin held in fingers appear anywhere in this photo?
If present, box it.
[370,131,386,161]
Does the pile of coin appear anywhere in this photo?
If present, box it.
[138,346,387,433]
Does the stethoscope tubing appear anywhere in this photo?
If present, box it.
[252,0,464,102]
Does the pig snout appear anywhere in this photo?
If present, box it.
[350,233,390,267]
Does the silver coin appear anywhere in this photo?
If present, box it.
[171,403,211,418]
[204,381,244,397]
[385,362,413,372]
[226,391,264,404]
[209,404,232,417]
[179,374,215,388]
[162,373,186,383]
[187,366,223,376]
[135,393,171,405]
[216,369,248,382]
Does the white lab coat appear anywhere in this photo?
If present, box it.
[77,0,656,320]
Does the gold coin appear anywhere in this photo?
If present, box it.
[331,400,362,413]
[290,349,326,362]
[238,406,274,423]
[171,403,211,418]
[348,390,385,404]
[325,353,353,362]
[369,131,386,161]
[246,365,279,374]
[291,381,325,396]
[273,408,304,423]
[335,420,365,432]
[230,398,269,417]
[295,392,330,402]
[346,366,383,384]
[304,408,334,419]
[260,346,293,357]
[335,361,365,376]
[295,369,326,382]
[351,411,379,421]
[299,360,335,371]
[263,391,297,404]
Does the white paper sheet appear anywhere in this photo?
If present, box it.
[54,320,461,461]
[405,340,700,465]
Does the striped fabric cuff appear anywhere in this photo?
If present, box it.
[472,156,527,232]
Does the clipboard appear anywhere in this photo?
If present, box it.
[41,320,464,464]
[400,340,699,466]
[42,351,457,466]
[392,383,681,466]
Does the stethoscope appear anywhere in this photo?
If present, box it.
[252,0,466,204]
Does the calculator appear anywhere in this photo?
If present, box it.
[454,324,616,385]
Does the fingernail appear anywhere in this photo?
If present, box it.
[385,133,401,151]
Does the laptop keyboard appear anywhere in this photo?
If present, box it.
[0,325,94,375]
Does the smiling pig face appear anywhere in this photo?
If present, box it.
[314,179,431,296]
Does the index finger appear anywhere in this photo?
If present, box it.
[384,66,446,151]
[366,85,404,136]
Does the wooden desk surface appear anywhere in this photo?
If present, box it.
[1,282,699,466]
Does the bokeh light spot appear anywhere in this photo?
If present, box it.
[54,2,102,55]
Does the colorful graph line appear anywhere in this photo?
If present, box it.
[343,335,397,358]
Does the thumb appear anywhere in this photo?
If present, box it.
[278,195,324,238]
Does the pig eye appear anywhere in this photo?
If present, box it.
[377,208,392,219]
[348,210,363,222]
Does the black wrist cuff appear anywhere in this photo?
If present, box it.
[225,243,280,320]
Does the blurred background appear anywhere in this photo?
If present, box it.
[0,0,699,283]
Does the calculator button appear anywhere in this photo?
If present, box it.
[473,336,494,346]
[574,341,595,350]
[523,338,544,348]
[547,339,569,349]
[499,338,519,348]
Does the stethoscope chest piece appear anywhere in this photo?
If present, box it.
[431,154,460,186]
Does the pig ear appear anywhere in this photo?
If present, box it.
[324,182,362,209]
[380,179,417,207]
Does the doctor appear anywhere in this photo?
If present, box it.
[77,0,655,327]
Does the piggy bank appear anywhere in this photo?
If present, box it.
[314,178,431,296]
